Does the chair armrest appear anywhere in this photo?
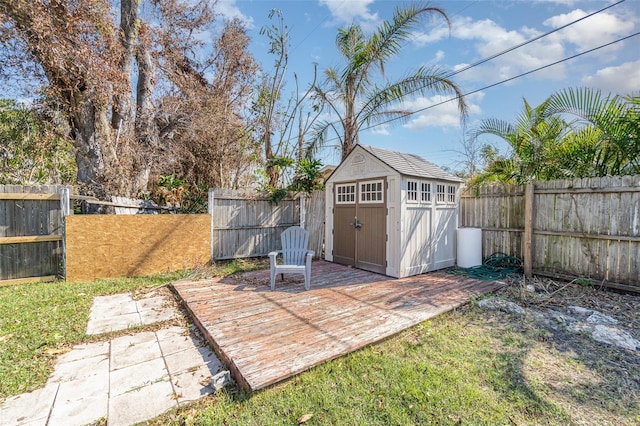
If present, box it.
[269,251,282,269]
[306,250,315,257]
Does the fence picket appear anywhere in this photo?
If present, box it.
[459,176,640,291]
[0,185,67,283]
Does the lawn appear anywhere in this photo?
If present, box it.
[1,261,638,425]
[0,259,255,398]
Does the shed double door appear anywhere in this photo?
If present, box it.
[333,179,386,274]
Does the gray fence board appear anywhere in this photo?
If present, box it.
[0,185,67,282]
[210,189,301,260]
[210,189,326,260]
[459,176,640,290]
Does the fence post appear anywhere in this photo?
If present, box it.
[60,187,71,279]
[208,189,215,262]
[523,182,534,278]
[300,194,306,229]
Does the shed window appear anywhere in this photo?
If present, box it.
[447,185,456,203]
[421,182,431,203]
[360,180,384,203]
[407,180,418,203]
[436,184,446,203]
[336,184,356,204]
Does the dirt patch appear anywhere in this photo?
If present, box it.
[472,276,640,425]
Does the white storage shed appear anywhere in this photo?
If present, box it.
[325,144,462,278]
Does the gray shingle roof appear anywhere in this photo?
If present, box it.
[359,144,463,182]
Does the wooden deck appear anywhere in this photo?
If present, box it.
[172,261,502,391]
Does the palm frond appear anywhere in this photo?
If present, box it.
[306,119,343,159]
[357,66,468,128]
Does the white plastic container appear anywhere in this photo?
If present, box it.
[457,228,482,268]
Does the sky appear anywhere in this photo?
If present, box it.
[211,0,639,171]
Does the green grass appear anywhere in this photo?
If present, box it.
[2,262,638,425]
[0,258,263,398]
[0,274,171,397]
[156,315,576,426]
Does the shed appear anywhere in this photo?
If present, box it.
[325,144,463,278]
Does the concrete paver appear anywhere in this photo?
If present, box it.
[156,327,197,355]
[0,383,59,426]
[108,378,176,426]
[47,353,110,383]
[0,292,224,426]
[172,364,219,404]
[47,376,109,426]
[86,291,178,335]
[110,331,163,370]
[110,357,168,397]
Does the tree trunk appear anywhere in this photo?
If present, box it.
[71,91,124,197]
[133,25,157,193]
[111,0,137,137]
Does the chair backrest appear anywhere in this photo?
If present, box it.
[280,226,309,266]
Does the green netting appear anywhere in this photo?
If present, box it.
[446,252,523,280]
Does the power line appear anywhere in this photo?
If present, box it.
[312,0,631,144]
[359,30,640,135]
[445,0,626,80]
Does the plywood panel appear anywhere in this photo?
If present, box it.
[65,214,211,282]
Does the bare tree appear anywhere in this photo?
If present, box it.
[160,17,261,189]
[0,0,259,197]
[253,9,321,189]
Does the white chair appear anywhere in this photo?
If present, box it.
[269,226,315,290]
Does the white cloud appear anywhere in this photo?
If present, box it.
[318,0,379,28]
[581,60,640,95]
[410,5,637,87]
[215,0,254,28]
[368,123,390,136]
[533,0,578,5]
[543,9,635,52]
[415,16,567,83]
[401,92,484,130]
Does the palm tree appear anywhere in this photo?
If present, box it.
[469,98,571,186]
[469,88,640,187]
[547,87,640,176]
[309,2,468,160]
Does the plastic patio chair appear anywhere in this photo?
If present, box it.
[268,226,315,290]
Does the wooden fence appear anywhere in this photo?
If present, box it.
[3,178,638,289]
[460,175,640,291]
[209,189,325,260]
[303,190,326,257]
[0,185,70,285]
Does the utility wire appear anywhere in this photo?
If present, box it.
[445,0,626,80]
[359,30,640,134]
[315,0,631,144]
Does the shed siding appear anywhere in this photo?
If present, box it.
[325,181,334,262]
[327,145,461,279]
[432,206,457,269]
[386,176,401,277]
[398,177,459,277]
[401,205,434,276]
[329,150,394,183]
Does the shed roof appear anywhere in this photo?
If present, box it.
[359,144,463,182]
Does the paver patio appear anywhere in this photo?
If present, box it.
[172,260,503,391]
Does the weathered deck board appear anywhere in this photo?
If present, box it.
[172,260,502,391]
